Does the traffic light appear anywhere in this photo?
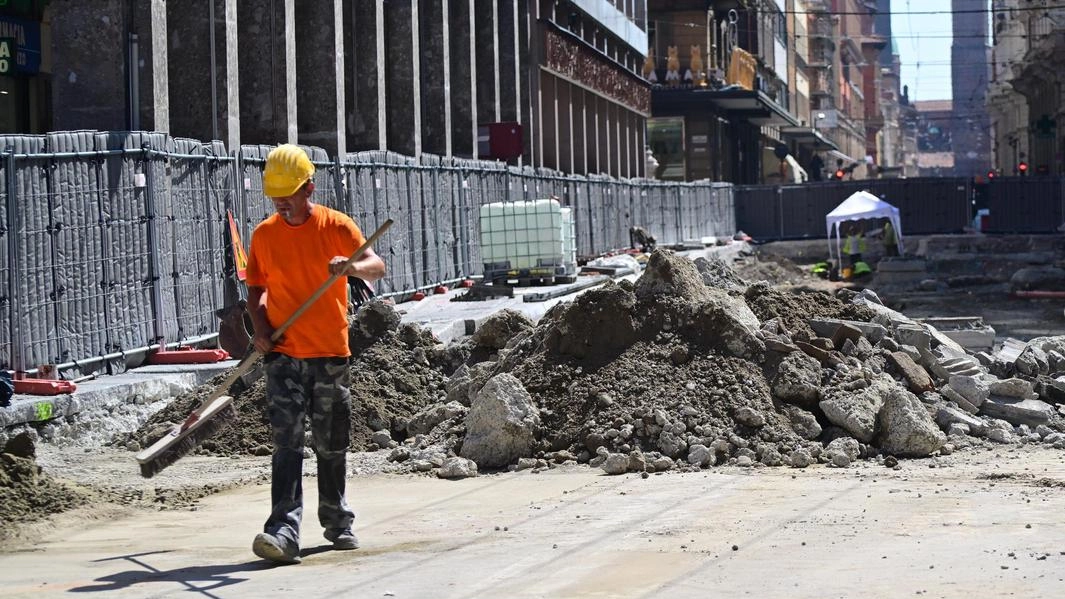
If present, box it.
[834,169,845,180]
[987,170,996,180]
[1018,161,1028,176]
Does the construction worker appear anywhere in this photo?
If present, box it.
[245,144,385,565]
[882,218,899,257]
[843,220,866,267]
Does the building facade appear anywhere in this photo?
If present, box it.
[0,0,650,178]
[988,0,1064,176]
[950,0,992,178]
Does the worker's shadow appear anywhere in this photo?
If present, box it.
[68,550,276,596]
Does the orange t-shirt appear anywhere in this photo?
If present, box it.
[245,206,367,358]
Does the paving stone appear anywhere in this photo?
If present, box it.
[888,351,935,393]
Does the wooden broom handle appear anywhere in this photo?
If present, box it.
[269,218,393,341]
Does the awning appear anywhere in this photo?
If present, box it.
[828,149,860,166]
[780,126,839,151]
[651,87,799,127]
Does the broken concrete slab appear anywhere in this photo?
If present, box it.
[941,386,980,414]
[995,338,1027,365]
[979,396,1055,427]
[935,405,987,436]
[809,318,888,344]
[895,325,932,354]
[947,375,989,408]
[988,377,1036,399]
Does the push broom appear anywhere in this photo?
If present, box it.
[136,219,393,478]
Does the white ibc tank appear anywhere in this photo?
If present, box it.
[479,199,576,272]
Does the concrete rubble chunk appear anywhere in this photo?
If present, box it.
[988,377,1036,399]
[820,378,894,443]
[460,373,541,469]
[787,449,813,468]
[947,375,989,408]
[948,423,970,437]
[826,437,860,467]
[407,401,469,436]
[687,444,714,467]
[979,396,1055,427]
[887,351,935,393]
[876,385,947,457]
[810,318,888,344]
[1016,345,1050,377]
[895,325,931,354]
[795,340,839,367]
[772,351,823,409]
[437,457,479,479]
[935,405,987,436]
[601,453,631,475]
[940,385,979,414]
[765,338,800,354]
[832,323,864,349]
[783,405,823,440]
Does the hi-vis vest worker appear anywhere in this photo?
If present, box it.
[843,232,866,256]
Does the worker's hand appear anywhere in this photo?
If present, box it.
[328,255,352,277]
[252,328,280,354]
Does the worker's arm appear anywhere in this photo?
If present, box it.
[328,247,386,283]
[247,285,277,354]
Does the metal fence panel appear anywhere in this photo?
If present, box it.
[985,177,1063,233]
[0,135,48,371]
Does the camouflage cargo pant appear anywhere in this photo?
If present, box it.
[262,353,354,546]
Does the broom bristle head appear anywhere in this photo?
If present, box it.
[137,402,238,479]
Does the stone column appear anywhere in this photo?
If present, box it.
[384,0,419,156]
[131,0,169,132]
[497,0,518,123]
[238,0,296,146]
[419,0,449,156]
[167,0,240,148]
[49,0,127,130]
[449,0,476,157]
[295,0,345,156]
[346,0,384,151]
[474,0,499,126]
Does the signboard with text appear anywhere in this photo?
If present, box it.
[0,15,40,74]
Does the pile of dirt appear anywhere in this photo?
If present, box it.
[0,433,89,541]
[120,299,461,457]
[743,281,878,341]
[118,250,1065,477]
[730,251,811,287]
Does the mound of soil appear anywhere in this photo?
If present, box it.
[124,306,459,456]
[0,434,89,540]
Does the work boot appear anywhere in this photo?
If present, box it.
[324,527,360,550]
[252,532,301,564]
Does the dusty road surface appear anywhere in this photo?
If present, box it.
[3,446,1065,599]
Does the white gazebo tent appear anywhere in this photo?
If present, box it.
[825,190,903,262]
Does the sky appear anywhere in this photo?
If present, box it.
[890,0,957,102]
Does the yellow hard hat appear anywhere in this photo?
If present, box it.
[263,144,314,198]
